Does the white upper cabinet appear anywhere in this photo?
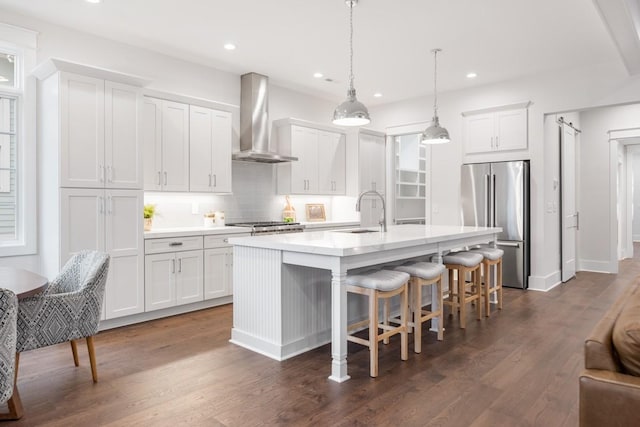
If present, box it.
[289,125,320,194]
[463,113,494,154]
[161,101,190,192]
[189,106,232,193]
[60,72,141,189]
[276,121,346,195]
[142,97,190,192]
[358,131,386,194]
[463,103,529,154]
[105,82,141,189]
[60,73,105,188]
[318,131,346,194]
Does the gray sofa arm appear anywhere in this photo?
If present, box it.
[580,369,640,427]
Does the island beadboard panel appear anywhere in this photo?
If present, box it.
[231,245,405,360]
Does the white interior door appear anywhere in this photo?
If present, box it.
[561,123,577,282]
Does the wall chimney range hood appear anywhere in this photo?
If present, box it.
[233,72,297,163]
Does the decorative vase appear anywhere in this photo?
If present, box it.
[144,217,153,231]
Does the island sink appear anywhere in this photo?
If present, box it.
[337,229,379,234]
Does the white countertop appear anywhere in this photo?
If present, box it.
[144,225,252,239]
[228,224,502,257]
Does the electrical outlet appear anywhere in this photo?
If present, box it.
[192,202,199,214]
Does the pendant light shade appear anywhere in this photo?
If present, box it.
[333,0,370,126]
[421,48,449,144]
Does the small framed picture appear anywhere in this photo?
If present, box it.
[305,204,326,222]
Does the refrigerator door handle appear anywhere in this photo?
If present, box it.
[497,240,520,248]
[485,173,490,228]
[492,174,497,227]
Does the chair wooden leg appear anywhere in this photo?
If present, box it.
[437,277,444,341]
[369,291,379,378]
[3,387,24,420]
[400,284,408,361]
[70,339,80,366]
[414,280,422,353]
[86,336,98,383]
[1,353,24,420]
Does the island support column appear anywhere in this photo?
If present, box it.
[329,268,350,382]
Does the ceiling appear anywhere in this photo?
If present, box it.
[0,0,627,106]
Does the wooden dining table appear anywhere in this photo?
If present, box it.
[0,266,48,420]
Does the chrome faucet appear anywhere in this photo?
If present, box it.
[355,190,387,232]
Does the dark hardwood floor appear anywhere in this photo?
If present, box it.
[4,251,640,426]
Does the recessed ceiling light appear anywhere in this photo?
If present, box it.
[466,72,477,79]
[85,0,102,4]
[373,93,382,98]
[224,43,236,51]
[313,72,323,78]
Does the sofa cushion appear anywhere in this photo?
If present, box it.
[612,289,640,376]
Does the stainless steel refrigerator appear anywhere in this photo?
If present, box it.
[461,161,529,289]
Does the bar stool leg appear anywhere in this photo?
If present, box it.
[383,298,390,345]
[400,284,408,361]
[414,279,422,353]
[369,290,379,378]
[482,260,491,317]
[436,276,444,341]
[497,258,503,310]
[475,268,482,320]
[459,267,467,329]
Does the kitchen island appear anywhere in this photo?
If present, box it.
[229,224,501,382]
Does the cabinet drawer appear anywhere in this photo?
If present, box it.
[145,236,203,254]
[204,233,250,249]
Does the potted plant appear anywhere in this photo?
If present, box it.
[143,204,156,231]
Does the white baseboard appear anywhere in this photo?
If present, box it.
[528,270,561,292]
[231,327,331,361]
[99,296,232,331]
[579,259,616,274]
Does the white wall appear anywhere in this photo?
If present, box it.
[370,61,640,290]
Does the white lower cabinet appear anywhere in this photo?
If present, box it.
[60,188,144,320]
[202,233,248,300]
[145,247,204,312]
[204,248,231,299]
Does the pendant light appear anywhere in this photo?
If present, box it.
[421,48,450,144]
[332,0,370,126]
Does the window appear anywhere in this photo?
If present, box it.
[0,24,37,256]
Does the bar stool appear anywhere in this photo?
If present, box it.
[470,247,504,317]
[394,262,445,353]
[346,269,410,377]
[442,251,484,328]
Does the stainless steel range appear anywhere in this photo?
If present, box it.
[226,221,305,235]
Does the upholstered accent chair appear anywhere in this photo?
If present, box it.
[16,251,110,383]
[0,288,18,417]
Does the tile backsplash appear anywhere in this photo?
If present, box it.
[145,161,359,228]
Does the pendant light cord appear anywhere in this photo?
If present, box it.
[432,49,439,116]
[349,1,354,91]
